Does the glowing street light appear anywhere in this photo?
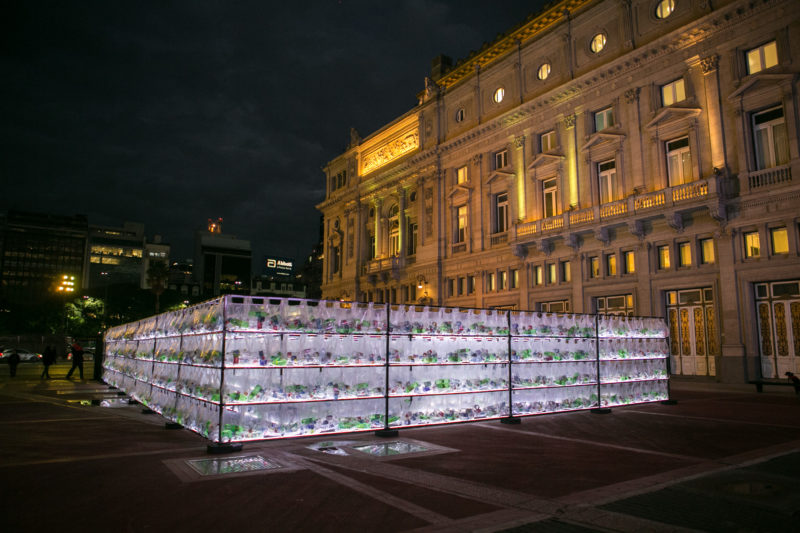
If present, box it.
[57,274,76,293]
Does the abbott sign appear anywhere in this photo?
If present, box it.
[264,257,294,277]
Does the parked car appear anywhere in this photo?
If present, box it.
[0,347,42,361]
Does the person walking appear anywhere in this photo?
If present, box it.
[7,349,21,377]
[65,342,84,380]
[786,371,800,394]
[41,345,56,379]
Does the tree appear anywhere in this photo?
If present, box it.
[146,261,169,314]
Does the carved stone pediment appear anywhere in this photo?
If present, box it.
[486,170,515,185]
[581,132,625,151]
[528,152,565,170]
[727,73,796,101]
[447,184,472,198]
[645,106,702,130]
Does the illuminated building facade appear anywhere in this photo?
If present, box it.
[88,222,171,290]
[317,0,800,383]
[0,210,88,306]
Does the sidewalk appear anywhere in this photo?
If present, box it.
[1,366,798,532]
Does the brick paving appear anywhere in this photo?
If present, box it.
[1,364,798,532]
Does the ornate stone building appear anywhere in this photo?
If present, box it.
[317,0,800,384]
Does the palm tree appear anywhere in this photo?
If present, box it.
[146,260,169,314]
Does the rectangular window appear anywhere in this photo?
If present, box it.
[533,265,543,286]
[467,275,475,294]
[542,178,559,218]
[770,227,789,254]
[456,165,468,184]
[753,107,789,170]
[561,261,571,282]
[589,256,600,278]
[547,263,557,284]
[747,41,778,75]
[457,277,465,296]
[494,192,509,233]
[511,269,519,289]
[666,137,693,186]
[744,231,760,258]
[495,150,508,169]
[487,272,496,291]
[594,106,614,132]
[499,270,507,290]
[661,78,686,106]
[541,130,557,152]
[607,254,617,276]
[448,279,455,297]
[700,238,715,264]
[407,221,418,256]
[624,250,635,274]
[598,160,620,204]
[658,245,671,270]
[455,206,467,243]
[678,242,692,267]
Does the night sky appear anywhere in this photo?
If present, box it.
[2,0,546,270]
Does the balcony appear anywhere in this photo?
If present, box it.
[513,177,719,243]
[363,256,403,275]
[490,232,508,246]
[746,164,792,191]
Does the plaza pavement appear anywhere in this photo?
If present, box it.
[1,361,798,532]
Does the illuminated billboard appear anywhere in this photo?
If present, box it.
[264,256,294,277]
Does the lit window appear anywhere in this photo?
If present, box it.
[494,192,509,233]
[534,265,543,286]
[770,227,789,254]
[666,137,693,186]
[598,160,620,204]
[700,238,715,264]
[747,41,778,75]
[624,250,636,274]
[658,245,671,269]
[744,231,760,258]
[388,205,400,256]
[542,178,559,218]
[511,269,519,289]
[655,0,675,19]
[541,130,557,152]
[607,254,617,276]
[678,242,691,267]
[455,108,465,122]
[590,33,606,54]
[499,270,507,290]
[456,165,468,184]
[561,261,571,282]
[493,87,505,103]
[537,63,550,80]
[495,150,508,169]
[594,107,614,132]
[589,256,600,278]
[407,221,418,256]
[547,263,557,284]
[753,107,789,170]
[661,79,685,106]
[455,206,468,244]
[487,272,496,291]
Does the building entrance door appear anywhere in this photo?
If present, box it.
[755,280,800,379]
[666,287,718,376]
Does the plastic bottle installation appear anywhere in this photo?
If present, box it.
[102,296,671,443]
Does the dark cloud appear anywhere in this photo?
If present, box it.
[1,0,545,267]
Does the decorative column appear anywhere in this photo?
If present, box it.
[701,54,727,172]
[625,87,645,192]
[564,114,580,207]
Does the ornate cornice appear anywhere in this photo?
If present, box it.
[434,1,591,90]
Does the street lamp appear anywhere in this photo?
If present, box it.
[57,275,76,294]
